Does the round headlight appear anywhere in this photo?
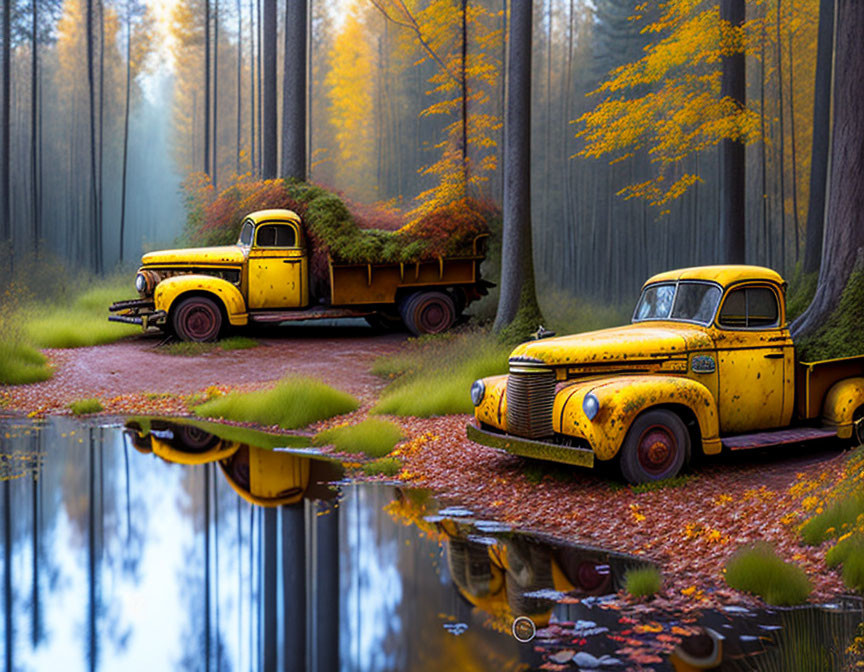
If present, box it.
[470,379,486,406]
[583,392,599,421]
[135,273,147,293]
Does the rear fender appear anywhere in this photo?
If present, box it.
[555,375,721,460]
[154,275,248,326]
[822,377,864,439]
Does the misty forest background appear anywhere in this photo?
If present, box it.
[0,0,837,309]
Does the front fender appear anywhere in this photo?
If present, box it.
[154,275,248,326]
[823,377,864,439]
[556,375,721,460]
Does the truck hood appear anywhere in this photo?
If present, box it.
[509,322,714,368]
[142,245,246,266]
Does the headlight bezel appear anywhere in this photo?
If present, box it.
[135,273,147,293]
[583,392,600,421]
[470,379,486,406]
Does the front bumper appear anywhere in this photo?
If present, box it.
[466,422,595,468]
[108,298,167,329]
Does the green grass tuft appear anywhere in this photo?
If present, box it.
[0,340,52,385]
[800,494,864,546]
[724,543,811,605]
[159,336,259,356]
[193,376,358,429]
[623,566,662,598]
[372,330,509,417]
[630,475,692,494]
[20,277,139,348]
[69,398,104,415]
[362,456,402,477]
[313,418,402,457]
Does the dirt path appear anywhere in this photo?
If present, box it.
[0,324,406,416]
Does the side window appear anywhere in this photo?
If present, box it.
[718,286,779,329]
[255,223,297,248]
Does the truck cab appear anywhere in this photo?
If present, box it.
[467,265,864,483]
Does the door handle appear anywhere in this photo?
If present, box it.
[763,353,784,359]
[282,259,301,264]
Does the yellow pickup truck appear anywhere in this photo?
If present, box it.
[109,208,489,340]
[467,265,864,483]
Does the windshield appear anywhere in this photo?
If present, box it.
[633,282,722,325]
[237,220,254,246]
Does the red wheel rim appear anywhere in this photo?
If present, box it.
[416,298,452,333]
[183,303,219,340]
[636,424,677,476]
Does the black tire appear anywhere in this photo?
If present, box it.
[172,296,223,342]
[399,291,456,336]
[175,425,221,452]
[620,409,689,484]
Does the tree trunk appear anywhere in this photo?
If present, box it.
[802,0,834,274]
[460,0,467,177]
[213,0,219,185]
[236,0,241,175]
[120,4,132,263]
[493,0,544,337]
[261,0,277,178]
[249,0,255,174]
[31,0,39,255]
[204,0,211,177]
[86,0,100,273]
[791,0,864,337]
[281,0,306,180]
[720,0,746,264]
[2,0,11,254]
[776,0,787,273]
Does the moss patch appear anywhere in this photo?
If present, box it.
[194,376,359,429]
[0,340,52,385]
[313,418,402,457]
[724,543,811,605]
[797,267,864,361]
[159,336,259,356]
[623,566,662,598]
[372,330,510,417]
[362,456,402,477]
[69,398,104,415]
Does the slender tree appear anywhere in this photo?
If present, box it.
[802,0,835,274]
[31,0,39,254]
[204,0,211,176]
[720,0,746,264]
[493,0,543,337]
[281,0,306,180]
[792,0,864,337]
[86,0,100,273]
[2,0,11,255]
[261,0,276,178]
[235,0,241,174]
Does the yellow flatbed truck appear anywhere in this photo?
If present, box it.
[109,209,489,340]
[467,265,864,484]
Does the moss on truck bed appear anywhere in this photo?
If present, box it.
[183,175,495,266]
[797,267,864,361]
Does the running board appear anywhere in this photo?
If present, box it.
[248,307,374,323]
[722,427,838,451]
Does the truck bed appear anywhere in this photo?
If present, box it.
[796,354,864,419]
[328,255,484,306]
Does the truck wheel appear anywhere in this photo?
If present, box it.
[620,409,689,484]
[172,296,223,342]
[400,291,456,335]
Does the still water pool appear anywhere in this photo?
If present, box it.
[0,417,862,671]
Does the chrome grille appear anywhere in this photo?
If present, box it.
[506,365,556,439]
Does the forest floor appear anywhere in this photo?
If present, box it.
[0,327,853,612]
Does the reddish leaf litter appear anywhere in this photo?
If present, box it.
[385,413,855,614]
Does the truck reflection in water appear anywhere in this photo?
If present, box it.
[1,417,862,671]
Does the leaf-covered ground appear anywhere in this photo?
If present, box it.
[0,331,854,613]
